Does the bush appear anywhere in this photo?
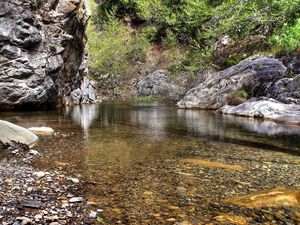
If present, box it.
[87,11,150,79]
[269,18,300,53]
[90,0,300,73]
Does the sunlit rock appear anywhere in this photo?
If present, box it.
[220,98,300,125]
[180,158,244,171]
[0,120,38,147]
[28,127,54,136]
[177,57,286,109]
[214,213,249,225]
[224,188,300,208]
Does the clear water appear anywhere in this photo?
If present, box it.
[1,102,300,224]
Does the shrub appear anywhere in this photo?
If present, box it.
[269,18,300,53]
[87,9,150,79]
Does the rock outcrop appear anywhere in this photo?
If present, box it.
[177,57,286,109]
[133,70,185,101]
[265,74,300,105]
[220,98,300,125]
[0,0,97,110]
[0,120,38,147]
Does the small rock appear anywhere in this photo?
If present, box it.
[69,197,84,203]
[33,171,45,179]
[11,149,19,154]
[67,177,79,183]
[166,218,176,222]
[34,214,43,220]
[20,200,43,209]
[89,211,97,218]
[16,217,32,225]
[29,149,40,156]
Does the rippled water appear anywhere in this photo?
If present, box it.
[1,102,300,224]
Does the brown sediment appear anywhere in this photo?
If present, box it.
[179,158,244,172]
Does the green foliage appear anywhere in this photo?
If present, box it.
[90,0,300,74]
[205,0,300,43]
[269,18,300,52]
[163,30,178,49]
[87,14,150,78]
[235,89,249,99]
[135,96,164,103]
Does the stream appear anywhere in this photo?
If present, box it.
[1,102,300,224]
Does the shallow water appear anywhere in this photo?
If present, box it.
[1,102,300,224]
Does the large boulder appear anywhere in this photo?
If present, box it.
[220,98,300,125]
[0,0,97,110]
[133,70,185,101]
[0,120,38,147]
[177,57,286,109]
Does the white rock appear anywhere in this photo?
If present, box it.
[29,149,40,156]
[28,127,54,135]
[0,120,38,147]
[69,197,84,203]
[89,211,97,218]
[33,171,45,179]
[67,177,79,183]
[16,217,32,225]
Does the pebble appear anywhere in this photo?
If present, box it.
[20,200,42,209]
[89,211,98,218]
[29,150,40,156]
[33,171,45,179]
[69,197,84,203]
[67,177,79,183]
[16,217,32,225]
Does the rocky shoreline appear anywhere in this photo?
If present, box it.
[0,121,102,225]
[0,148,103,225]
[175,56,300,125]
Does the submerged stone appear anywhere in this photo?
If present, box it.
[214,213,249,225]
[224,188,300,208]
[0,120,38,147]
[28,127,54,135]
[20,200,43,209]
[180,158,244,172]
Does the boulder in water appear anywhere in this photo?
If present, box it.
[220,98,300,125]
[0,120,38,147]
[28,127,54,136]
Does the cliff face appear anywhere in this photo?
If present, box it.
[0,0,97,110]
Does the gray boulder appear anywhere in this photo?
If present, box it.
[0,120,38,147]
[220,98,300,125]
[133,70,185,101]
[177,57,286,109]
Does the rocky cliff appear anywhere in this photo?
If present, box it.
[0,0,97,110]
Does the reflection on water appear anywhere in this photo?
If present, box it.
[64,104,99,134]
[72,102,299,152]
[1,102,300,152]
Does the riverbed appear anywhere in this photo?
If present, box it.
[1,102,300,224]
